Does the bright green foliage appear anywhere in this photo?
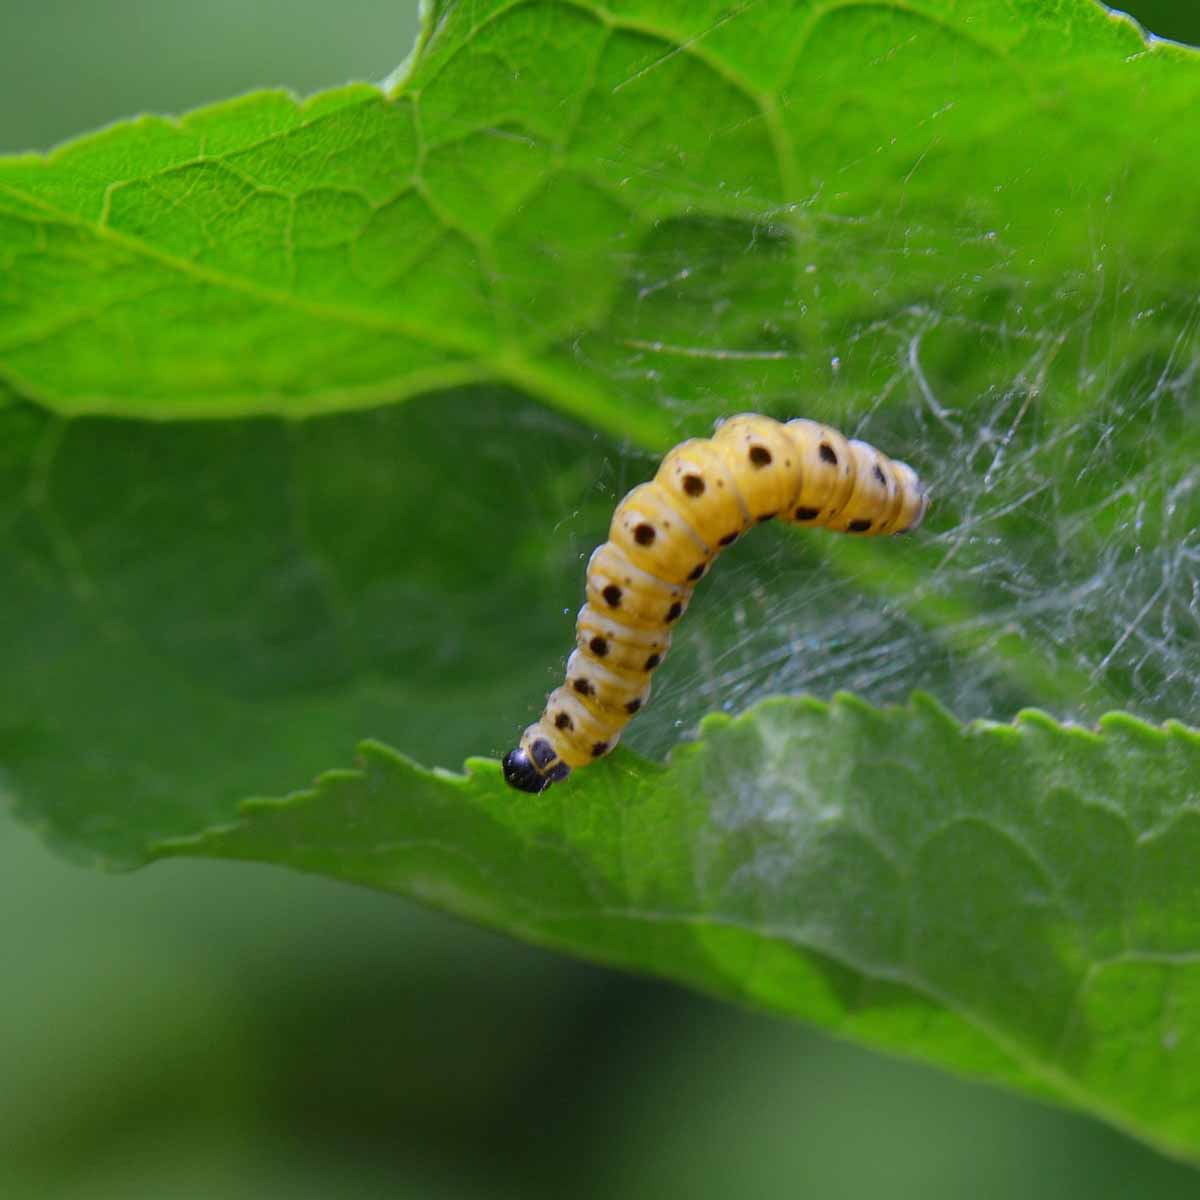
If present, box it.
[3,0,1200,1163]
[1,2,1197,438]
[159,694,1200,1159]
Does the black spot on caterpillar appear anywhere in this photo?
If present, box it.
[501,413,929,793]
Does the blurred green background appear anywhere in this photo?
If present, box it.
[4,3,1200,1197]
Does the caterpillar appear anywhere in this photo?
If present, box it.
[502,413,929,794]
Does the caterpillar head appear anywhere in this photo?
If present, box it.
[502,747,548,793]
[502,736,572,793]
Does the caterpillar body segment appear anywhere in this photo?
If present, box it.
[564,648,653,720]
[712,414,805,524]
[657,437,751,552]
[584,543,691,629]
[502,414,928,794]
[880,459,927,535]
[608,482,714,584]
[575,605,672,676]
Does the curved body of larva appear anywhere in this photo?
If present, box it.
[502,414,929,794]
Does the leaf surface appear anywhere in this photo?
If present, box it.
[3,0,1200,1160]
[158,694,1200,1160]
[1,2,1197,441]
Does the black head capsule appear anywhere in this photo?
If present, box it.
[502,747,571,793]
[502,747,548,793]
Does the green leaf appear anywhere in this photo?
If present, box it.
[1,2,1197,441]
[154,693,1200,1160]
[4,0,1200,1162]
[1,393,618,864]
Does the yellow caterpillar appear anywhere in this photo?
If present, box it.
[502,414,929,793]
